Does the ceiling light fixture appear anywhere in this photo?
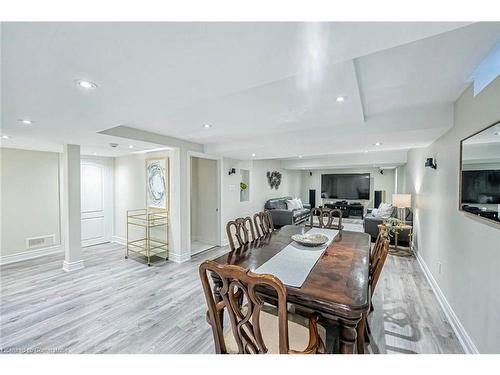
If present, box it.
[1,135,11,139]
[204,124,212,129]
[336,96,346,102]
[93,152,97,156]
[18,119,33,125]
[129,145,134,149]
[251,153,256,157]
[374,142,381,146]
[76,80,98,90]
[364,150,369,153]
[298,155,303,158]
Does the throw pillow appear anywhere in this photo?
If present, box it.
[286,199,298,211]
[377,203,393,218]
[295,198,304,209]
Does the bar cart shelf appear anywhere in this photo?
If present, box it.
[126,209,168,266]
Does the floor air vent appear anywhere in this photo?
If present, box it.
[26,235,56,249]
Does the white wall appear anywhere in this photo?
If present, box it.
[251,159,302,212]
[404,77,500,353]
[113,151,175,256]
[299,167,395,211]
[0,148,61,257]
[220,158,301,245]
[101,126,203,262]
[191,157,218,245]
[395,164,408,194]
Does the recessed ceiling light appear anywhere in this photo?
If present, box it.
[364,150,369,153]
[336,96,346,102]
[76,80,98,90]
[251,153,256,157]
[18,119,33,125]
[298,155,303,158]
[93,152,97,156]
[203,124,212,129]
[374,142,381,146]
[128,145,134,149]
[1,135,11,139]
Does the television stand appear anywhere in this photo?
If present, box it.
[324,202,364,219]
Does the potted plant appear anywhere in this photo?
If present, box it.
[383,217,403,239]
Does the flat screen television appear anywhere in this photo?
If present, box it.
[321,173,370,200]
[461,170,500,204]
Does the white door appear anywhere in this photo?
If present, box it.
[81,158,112,247]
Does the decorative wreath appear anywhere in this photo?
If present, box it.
[266,171,282,190]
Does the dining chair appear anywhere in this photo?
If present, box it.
[253,211,274,238]
[226,217,257,252]
[309,208,343,230]
[370,230,386,267]
[199,260,326,354]
[356,232,389,354]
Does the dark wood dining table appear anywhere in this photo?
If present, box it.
[210,225,371,354]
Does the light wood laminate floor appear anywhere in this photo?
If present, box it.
[0,240,463,354]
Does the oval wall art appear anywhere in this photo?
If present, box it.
[146,157,169,210]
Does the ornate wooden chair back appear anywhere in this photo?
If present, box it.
[253,211,274,238]
[199,260,290,354]
[370,234,389,294]
[370,231,385,266]
[226,217,256,251]
[309,208,343,230]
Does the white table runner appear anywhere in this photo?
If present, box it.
[255,228,339,287]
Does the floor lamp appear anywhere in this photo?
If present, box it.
[392,194,412,224]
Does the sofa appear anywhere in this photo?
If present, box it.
[364,206,413,245]
[264,197,311,227]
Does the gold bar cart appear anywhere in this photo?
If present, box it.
[126,209,168,266]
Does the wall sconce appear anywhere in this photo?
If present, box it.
[228,168,236,175]
[425,158,437,169]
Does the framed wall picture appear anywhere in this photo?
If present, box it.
[146,157,169,210]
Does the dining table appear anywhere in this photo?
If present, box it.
[210,224,372,354]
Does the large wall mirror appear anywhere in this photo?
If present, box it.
[460,120,500,224]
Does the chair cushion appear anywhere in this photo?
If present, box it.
[223,305,326,354]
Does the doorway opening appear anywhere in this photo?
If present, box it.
[190,156,219,255]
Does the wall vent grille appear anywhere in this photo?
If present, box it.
[26,235,56,250]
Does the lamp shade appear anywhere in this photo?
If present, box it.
[392,194,411,208]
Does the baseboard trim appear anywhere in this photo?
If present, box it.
[169,252,190,264]
[415,251,479,354]
[0,245,63,266]
[112,236,127,245]
[62,259,85,272]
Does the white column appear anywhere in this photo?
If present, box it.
[167,147,185,262]
[60,144,84,272]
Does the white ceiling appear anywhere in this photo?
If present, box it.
[1,22,499,164]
